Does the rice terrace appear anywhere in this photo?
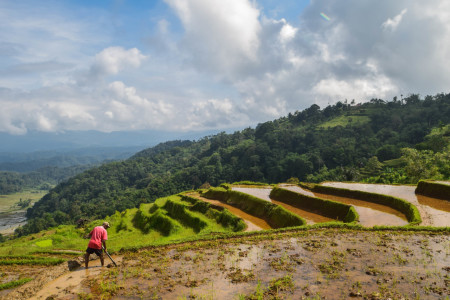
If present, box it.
[0,180,449,299]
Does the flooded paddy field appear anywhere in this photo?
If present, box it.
[321,183,450,227]
[23,229,447,300]
[231,187,273,202]
[312,192,408,227]
[232,185,334,225]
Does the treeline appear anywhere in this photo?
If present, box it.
[18,93,450,236]
[0,165,95,194]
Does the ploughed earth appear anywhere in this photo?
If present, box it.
[5,229,449,299]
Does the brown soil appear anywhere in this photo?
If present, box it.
[18,229,446,300]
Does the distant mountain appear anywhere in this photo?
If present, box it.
[18,93,450,235]
[0,129,229,153]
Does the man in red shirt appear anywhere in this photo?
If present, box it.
[84,222,110,269]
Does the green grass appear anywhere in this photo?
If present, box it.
[318,115,370,129]
[0,189,46,213]
[0,256,66,265]
[0,278,33,291]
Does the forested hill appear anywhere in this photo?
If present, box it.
[19,93,450,235]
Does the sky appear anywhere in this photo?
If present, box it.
[1,0,450,135]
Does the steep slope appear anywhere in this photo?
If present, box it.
[19,94,450,235]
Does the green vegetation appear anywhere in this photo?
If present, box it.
[180,194,246,231]
[0,190,46,213]
[17,94,450,235]
[0,278,33,291]
[415,180,450,200]
[0,256,65,265]
[318,114,370,128]
[270,186,359,222]
[310,185,422,224]
[0,165,94,194]
[203,187,306,227]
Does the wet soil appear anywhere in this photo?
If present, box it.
[322,182,450,227]
[313,192,408,227]
[31,229,448,300]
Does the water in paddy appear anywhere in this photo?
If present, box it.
[322,182,450,226]
[200,198,271,231]
[312,192,408,226]
[232,185,334,224]
[0,211,27,234]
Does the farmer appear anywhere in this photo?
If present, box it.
[84,221,110,269]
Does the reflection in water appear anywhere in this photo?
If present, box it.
[321,182,450,226]
[271,200,334,224]
[417,194,450,212]
[312,192,408,227]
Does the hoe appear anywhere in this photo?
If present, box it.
[102,246,117,267]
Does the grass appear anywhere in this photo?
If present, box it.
[318,115,370,129]
[0,189,46,213]
[0,256,66,265]
[0,278,33,291]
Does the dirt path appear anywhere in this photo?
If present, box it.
[322,182,450,226]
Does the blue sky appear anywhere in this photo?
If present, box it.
[1,0,449,135]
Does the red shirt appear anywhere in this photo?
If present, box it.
[88,226,108,249]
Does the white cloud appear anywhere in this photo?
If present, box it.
[165,0,261,74]
[382,9,407,32]
[90,47,147,78]
[1,0,450,135]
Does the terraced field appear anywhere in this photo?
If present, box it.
[1,182,449,299]
[321,182,450,227]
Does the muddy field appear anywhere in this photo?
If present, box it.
[8,229,446,300]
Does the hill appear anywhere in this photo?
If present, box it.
[18,93,450,235]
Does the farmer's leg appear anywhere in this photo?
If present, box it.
[84,252,90,269]
[100,252,104,266]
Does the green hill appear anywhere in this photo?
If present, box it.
[17,93,450,236]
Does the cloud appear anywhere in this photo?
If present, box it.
[382,9,407,32]
[165,0,261,75]
[1,0,450,135]
[90,47,147,78]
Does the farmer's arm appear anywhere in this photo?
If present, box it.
[102,240,107,251]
